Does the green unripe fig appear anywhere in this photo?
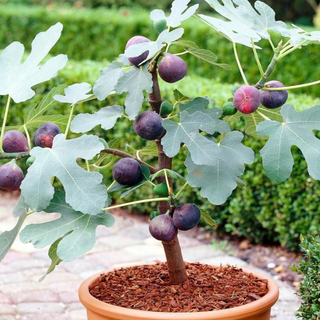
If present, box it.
[150,211,160,220]
[153,183,169,196]
[26,156,35,167]
[99,138,109,149]
[160,101,173,117]
[222,101,237,116]
[153,19,167,34]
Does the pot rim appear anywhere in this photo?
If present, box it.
[79,264,279,320]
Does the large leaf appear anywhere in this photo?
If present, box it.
[115,65,153,119]
[71,105,124,133]
[199,0,288,47]
[225,106,283,138]
[150,0,199,28]
[185,132,254,205]
[53,83,93,105]
[13,195,29,218]
[20,134,107,215]
[0,214,27,262]
[123,28,184,64]
[161,110,229,165]
[286,24,320,46]
[20,190,115,261]
[257,104,320,183]
[0,23,67,103]
[93,61,124,101]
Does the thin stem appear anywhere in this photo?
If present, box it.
[26,210,35,217]
[101,148,157,173]
[164,169,172,195]
[175,182,188,198]
[65,104,75,138]
[268,38,275,52]
[261,79,320,91]
[277,40,309,61]
[85,160,90,172]
[23,125,32,150]
[256,110,271,121]
[0,96,11,152]
[251,39,264,78]
[148,180,156,187]
[0,151,30,160]
[174,51,188,56]
[103,197,169,211]
[107,180,116,192]
[233,42,249,85]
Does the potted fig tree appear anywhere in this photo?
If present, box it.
[1,0,320,319]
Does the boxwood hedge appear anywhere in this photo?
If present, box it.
[2,57,320,251]
[0,4,319,97]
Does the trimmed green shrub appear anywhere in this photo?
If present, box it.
[292,235,320,319]
[0,4,320,96]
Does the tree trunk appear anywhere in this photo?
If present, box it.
[148,67,187,285]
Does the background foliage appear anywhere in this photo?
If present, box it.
[0,4,320,97]
[292,235,320,319]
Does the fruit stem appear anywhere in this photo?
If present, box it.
[261,79,320,91]
[251,39,264,78]
[164,169,172,195]
[107,180,116,192]
[277,39,309,61]
[148,66,187,285]
[0,96,11,153]
[23,124,32,150]
[0,151,30,160]
[175,181,188,198]
[103,197,170,211]
[101,148,157,173]
[233,42,249,86]
[65,103,76,138]
[255,42,282,89]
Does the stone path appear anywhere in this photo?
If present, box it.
[0,195,300,320]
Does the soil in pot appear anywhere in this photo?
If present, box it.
[89,262,269,313]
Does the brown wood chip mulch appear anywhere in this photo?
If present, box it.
[89,262,269,313]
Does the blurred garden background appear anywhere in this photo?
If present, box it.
[1,0,320,253]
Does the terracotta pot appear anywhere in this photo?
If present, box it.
[79,265,279,320]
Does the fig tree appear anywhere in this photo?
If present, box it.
[0,160,24,191]
[233,86,261,114]
[158,53,187,83]
[134,111,164,140]
[125,36,151,67]
[173,203,201,231]
[112,158,143,186]
[2,130,29,153]
[260,81,288,109]
[34,122,61,148]
[149,214,178,242]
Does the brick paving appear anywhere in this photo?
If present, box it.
[0,195,300,319]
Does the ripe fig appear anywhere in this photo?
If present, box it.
[125,36,151,67]
[149,214,178,242]
[153,183,169,197]
[233,86,261,114]
[158,53,187,83]
[112,158,143,186]
[3,130,28,153]
[0,160,24,191]
[134,111,164,140]
[173,203,201,231]
[34,122,61,148]
[260,81,288,109]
